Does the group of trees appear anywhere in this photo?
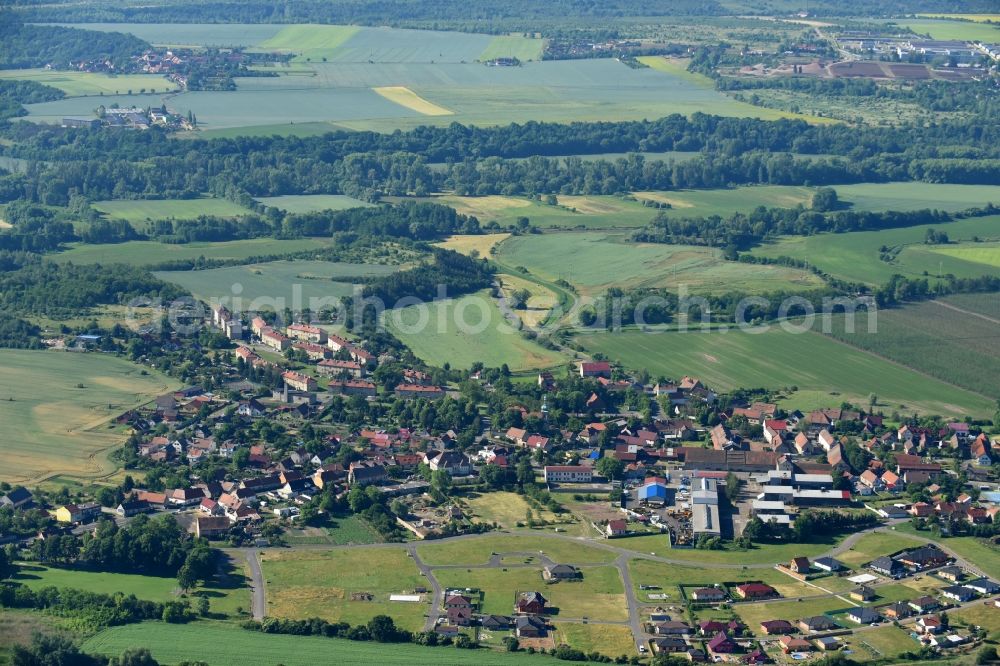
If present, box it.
[741,510,880,545]
[0,18,150,70]
[0,80,64,122]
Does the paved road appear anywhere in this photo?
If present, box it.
[616,553,649,653]
[408,544,442,632]
[243,549,266,621]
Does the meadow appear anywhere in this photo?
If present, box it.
[824,297,1000,398]
[576,328,995,418]
[254,194,374,213]
[385,290,567,372]
[633,185,813,218]
[261,548,430,631]
[434,233,511,257]
[0,69,177,97]
[54,237,336,266]
[495,232,824,297]
[551,624,634,659]
[433,565,628,621]
[462,491,562,529]
[154,260,396,308]
[83,622,566,666]
[0,350,179,484]
[750,214,1000,287]
[11,564,179,602]
[92,197,252,223]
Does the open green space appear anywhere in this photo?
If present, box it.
[11,564,179,601]
[400,194,657,229]
[495,232,824,297]
[326,514,385,546]
[154,260,396,309]
[386,290,567,372]
[436,565,627,621]
[825,298,1000,398]
[937,537,1000,581]
[734,597,852,636]
[0,68,177,97]
[416,535,616,566]
[54,237,336,266]
[577,328,995,418]
[0,350,179,485]
[843,625,918,660]
[83,621,564,666]
[551,623,635,659]
[750,214,1000,287]
[254,194,374,214]
[261,548,430,632]
[92,197,253,224]
[634,185,814,218]
[661,540,837,566]
[835,532,925,569]
[931,242,1000,268]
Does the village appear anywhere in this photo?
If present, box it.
[4,300,1000,663]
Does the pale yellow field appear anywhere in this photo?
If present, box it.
[373,86,453,116]
[432,195,533,221]
[555,195,636,215]
[497,273,558,327]
[918,13,1000,22]
[434,232,511,257]
[631,191,696,208]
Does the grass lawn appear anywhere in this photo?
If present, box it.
[92,197,252,223]
[326,514,384,546]
[478,35,545,62]
[261,548,430,632]
[11,564,179,601]
[416,535,616,566]
[385,290,567,372]
[0,350,178,485]
[0,69,177,96]
[938,537,1000,581]
[154,260,396,309]
[496,232,823,297]
[750,214,1000,287]
[434,233,511,258]
[254,194,373,213]
[577,328,995,418]
[835,532,925,569]
[83,621,567,665]
[434,566,627,621]
[626,559,705,600]
[951,602,1000,634]
[843,624,918,659]
[551,623,634,658]
[54,237,336,266]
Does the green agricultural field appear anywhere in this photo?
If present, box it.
[825,298,1000,398]
[0,350,179,485]
[92,197,252,224]
[154,260,396,310]
[495,232,824,297]
[256,24,361,60]
[385,290,567,372]
[254,194,374,213]
[634,185,814,218]
[750,214,1000,286]
[577,328,995,418]
[434,565,628,621]
[479,35,545,62]
[833,182,1000,213]
[930,242,1000,268]
[892,18,1000,42]
[83,622,565,666]
[54,237,336,266]
[940,292,1000,320]
[0,69,177,97]
[261,548,430,632]
[416,534,616,566]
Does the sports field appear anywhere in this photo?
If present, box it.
[83,622,565,666]
[576,328,995,417]
[92,197,252,223]
[154,260,396,309]
[254,194,374,213]
[0,68,177,97]
[260,548,430,631]
[0,350,179,484]
[385,290,567,371]
[495,232,824,296]
[54,237,336,266]
[750,214,1000,286]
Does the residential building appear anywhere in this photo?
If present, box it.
[543,465,593,483]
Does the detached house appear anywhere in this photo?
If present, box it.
[515,591,547,615]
